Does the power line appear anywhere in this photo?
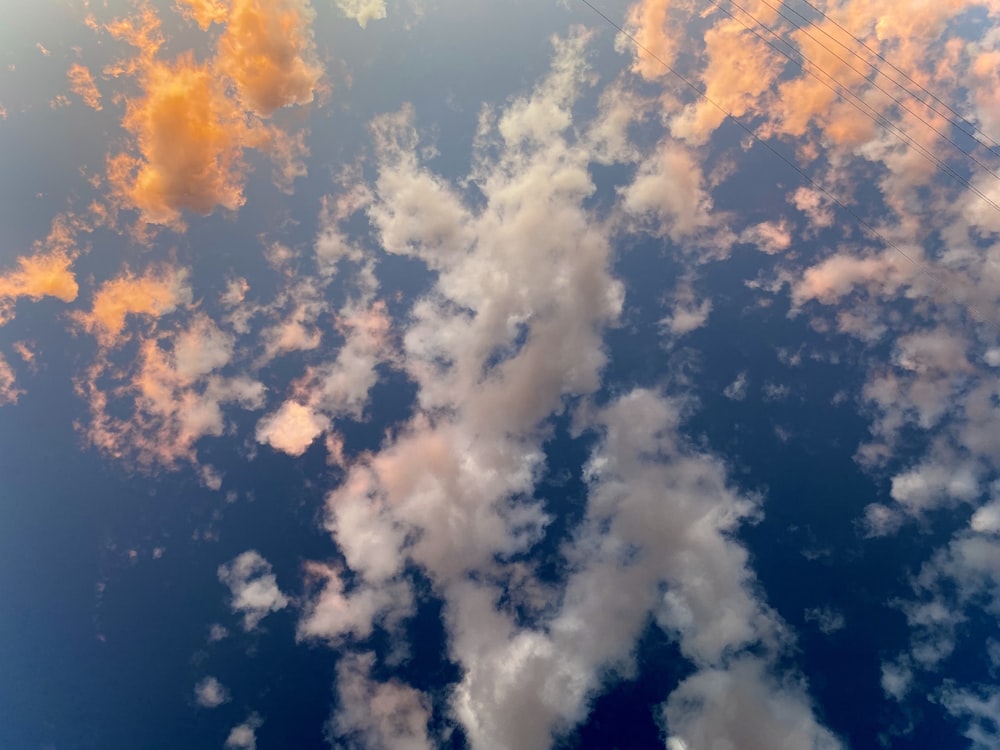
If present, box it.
[794,0,1000,155]
[574,0,993,328]
[745,0,1000,188]
[716,0,1000,217]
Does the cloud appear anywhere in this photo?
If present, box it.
[663,657,842,750]
[297,563,413,643]
[214,0,323,116]
[67,63,102,110]
[660,279,712,335]
[0,354,21,405]
[803,606,846,635]
[255,400,330,457]
[104,0,321,226]
[218,551,289,631]
[0,249,78,324]
[938,684,1000,750]
[724,371,749,401]
[73,264,191,348]
[619,140,716,243]
[79,311,265,471]
[330,652,432,750]
[335,0,387,28]
[194,676,230,708]
[225,714,263,750]
[880,658,913,701]
[106,53,254,227]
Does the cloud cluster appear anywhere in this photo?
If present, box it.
[290,31,839,749]
[104,0,322,227]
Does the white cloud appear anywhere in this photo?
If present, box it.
[255,400,330,457]
[880,658,913,701]
[194,676,229,708]
[663,658,842,750]
[330,652,432,750]
[938,684,1000,750]
[218,551,289,631]
[297,563,413,643]
[225,714,262,750]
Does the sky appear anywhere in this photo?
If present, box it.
[1,0,1000,748]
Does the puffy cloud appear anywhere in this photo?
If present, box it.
[619,140,716,242]
[73,265,191,348]
[225,714,262,750]
[297,563,413,643]
[300,30,839,749]
[67,63,102,110]
[880,658,913,701]
[0,354,21,405]
[0,249,78,324]
[335,0,387,29]
[215,0,323,116]
[193,676,229,708]
[669,21,781,145]
[663,658,842,750]
[106,53,254,227]
[218,551,289,631]
[660,279,712,335]
[255,400,330,457]
[330,653,432,750]
[105,0,321,226]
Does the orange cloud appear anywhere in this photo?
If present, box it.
[670,20,780,144]
[104,0,321,226]
[0,249,79,324]
[216,0,323,116]
[67,63,102,110]
[79,312,264,472]
[176,0,230,29]
[107,54,254,227]
[74,265,191,347]
[626,0,680,81]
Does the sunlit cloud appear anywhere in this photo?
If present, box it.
[67,63,102,110]
[103,0,322,227]
[215,0,323,116]
[73,265,190,348]
[335,0,388,28]
[0,249,78,325]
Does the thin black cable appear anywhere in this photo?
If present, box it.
[748,0,1000,188]
[795,0,1000,154]
[575,0,993,328]
[718,0,1000,217]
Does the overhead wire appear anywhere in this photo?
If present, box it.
[574,0,993,328]
[714,0,1000,217]
[793,0,1000,155]
[745,0,1000,187]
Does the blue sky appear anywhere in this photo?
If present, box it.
[2,0,1000,748]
